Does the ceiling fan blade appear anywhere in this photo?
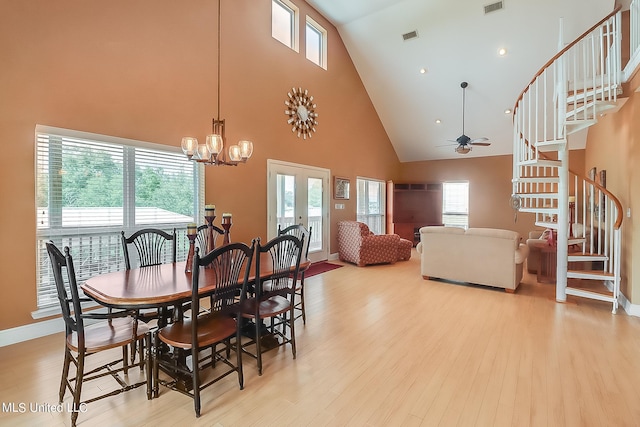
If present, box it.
[436,143,458,148]
[469,141,491,146]
[469,137,489,144]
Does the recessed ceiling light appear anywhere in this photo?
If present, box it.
[435,119,441,124]
[498,47,507,56]
[420,68,428,74]
[504,108,511,114]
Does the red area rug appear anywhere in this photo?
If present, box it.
[305,261,343,278]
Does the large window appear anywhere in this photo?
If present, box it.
[35,126,203,309]
[305,17,327,69]
[272,0,299,52]
[442,181,469,229]
[356,177,386,234]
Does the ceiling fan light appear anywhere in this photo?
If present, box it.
[455,145,471,154]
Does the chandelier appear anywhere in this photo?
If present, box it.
[181,0,253,166]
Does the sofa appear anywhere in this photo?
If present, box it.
[416,226,529,292]
[337,221,412,266]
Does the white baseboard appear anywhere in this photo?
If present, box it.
[328,252,339,261]
[0,317,65,347]
[618,292,640,317]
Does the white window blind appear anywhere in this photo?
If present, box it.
[35,126,203,309]
[356,177,385,234]
[442,181,469,229]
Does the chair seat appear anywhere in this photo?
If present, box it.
[158,313,237,350]
[239,295,291,319]
[67,317,149,353]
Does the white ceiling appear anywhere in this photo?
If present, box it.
[306,0,616,161]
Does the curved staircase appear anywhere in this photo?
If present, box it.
[511,3,639,313]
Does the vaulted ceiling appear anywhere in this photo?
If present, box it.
[306,0,616,161]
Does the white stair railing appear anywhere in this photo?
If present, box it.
[512,5,625,311]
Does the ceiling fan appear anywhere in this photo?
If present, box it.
[445,81,490,154]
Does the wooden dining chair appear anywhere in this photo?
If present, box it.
[121,228,177,359]
[153,241,255,417]
[278,224,312,324]
[45,241,150,427]
[239,234,304,375]
[121,228,177,270]
[196,224,225,254]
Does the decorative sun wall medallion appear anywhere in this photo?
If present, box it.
[284,87,318,139]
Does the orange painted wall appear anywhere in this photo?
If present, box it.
[0,0,400,330]
[584,70,640,303]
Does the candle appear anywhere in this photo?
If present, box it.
[568,196,576,204]
[205,204,215,211]
[222,213,232,218]
[187,223,197,235]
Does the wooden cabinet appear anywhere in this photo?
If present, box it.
[387,181,443,245]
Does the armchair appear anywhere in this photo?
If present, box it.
[337,221,412,267]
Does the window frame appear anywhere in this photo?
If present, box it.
[305,16,327,69]
[356,177,386,235]
[34,125,204,312]
[442,181,469,229]
[272,0,299,52]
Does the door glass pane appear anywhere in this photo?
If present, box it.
[277,174,296,230]
[307,177,322,252]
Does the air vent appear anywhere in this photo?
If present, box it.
[484,1,503,14]
[402,30,418,41]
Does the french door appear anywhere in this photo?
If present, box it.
[267,160,330,262]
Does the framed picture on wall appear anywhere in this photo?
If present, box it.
[334,177,350,200]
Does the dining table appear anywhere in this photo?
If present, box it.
[81,255,310,313]
[81,254,309,393]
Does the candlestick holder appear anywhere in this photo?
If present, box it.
[185,232,197,273]
[221,219,232,245]
[204,214,217,253]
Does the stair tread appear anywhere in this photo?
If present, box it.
[566,286,615,298]
[568,252,608,260]
[567,269,615,278]
[535,221,558,229]
[517,191,558,195]
[567,238,586,245]
[518,159,562,167]
[519,207,558,213]
[514,177,559,183]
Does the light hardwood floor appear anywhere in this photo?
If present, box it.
[2,250,640,426]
